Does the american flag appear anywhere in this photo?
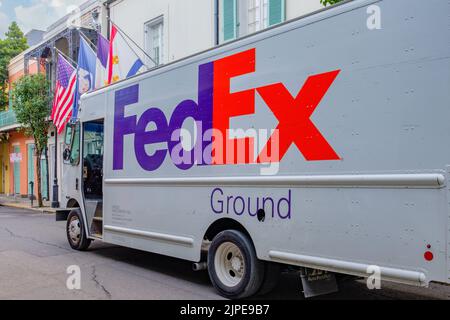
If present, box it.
[51,53,77,134]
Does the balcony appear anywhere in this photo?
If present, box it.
[0,108,19,131]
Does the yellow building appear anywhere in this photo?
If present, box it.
[0,52,45,198]
[0,141,10,194]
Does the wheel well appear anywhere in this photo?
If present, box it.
[204,218,252,243]
[66,199,80,209]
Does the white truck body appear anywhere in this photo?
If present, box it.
[61,0,450,290]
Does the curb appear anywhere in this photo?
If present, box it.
[0,202,56,214]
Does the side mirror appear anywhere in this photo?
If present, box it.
[63,147,71,162]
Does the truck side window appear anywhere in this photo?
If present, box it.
[63,125,74,163]
[70,123,80,166]
[64,125,73,145]
[63,123,80,166]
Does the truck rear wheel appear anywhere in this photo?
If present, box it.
[257,262,281,296]
[66,209,91,251]
[207,230,264,299]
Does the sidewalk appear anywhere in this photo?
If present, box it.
[0,194,56,214]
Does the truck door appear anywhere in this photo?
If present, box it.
[82,120,104,238]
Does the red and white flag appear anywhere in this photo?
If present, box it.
[108,24,145,84]
[51,53,77,134]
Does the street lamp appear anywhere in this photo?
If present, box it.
[51,129,60,208]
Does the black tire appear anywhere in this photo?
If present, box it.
[257,262,281,296]
[66,209,91,251]
[207,230,264,299]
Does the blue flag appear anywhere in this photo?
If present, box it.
[73,36,97,119]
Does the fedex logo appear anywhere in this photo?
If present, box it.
[113,49,340,172]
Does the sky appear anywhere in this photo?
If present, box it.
[0,0,87,39]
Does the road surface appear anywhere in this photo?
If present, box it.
[0,205,448,300]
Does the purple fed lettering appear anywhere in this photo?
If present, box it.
[135,107,169,171]
[113,85,139,171]
[113,62,214,172]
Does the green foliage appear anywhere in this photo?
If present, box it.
[0,22,29,110]
[11,74,50,207]
[320,0,344,6]
[11,73,50,154]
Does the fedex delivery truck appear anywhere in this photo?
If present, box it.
[57,0,450,299]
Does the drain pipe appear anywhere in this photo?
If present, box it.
[103,0,118,39]
[214,0,220,46]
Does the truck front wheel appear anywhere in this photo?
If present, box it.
[207,230,264,299]
[66,209,91,251]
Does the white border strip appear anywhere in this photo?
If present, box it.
[269,251,427,286]
[105,174,445,189]
[104,225,194,247]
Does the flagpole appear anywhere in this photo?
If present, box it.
[108,18,157,68]
[51,53,61,209]
[51,49,78,208]
[51,125,60,208]
[79,30,98,51]
[54,47,78,68]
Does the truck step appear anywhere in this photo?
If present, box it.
[91,233,103,240]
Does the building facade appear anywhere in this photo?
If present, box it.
[105,0,324,67]
[0,0,102,202]
[0,43,44,198]
[28,0,102,205]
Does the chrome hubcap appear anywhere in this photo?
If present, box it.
[214,242,245,287]
[68,216,81,245]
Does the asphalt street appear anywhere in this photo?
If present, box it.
[0,205,449,300]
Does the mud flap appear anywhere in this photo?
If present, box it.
[300,268,339,298]
[55,209,71,222]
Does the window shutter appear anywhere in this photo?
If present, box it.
[268,0,285,26]
[223,0,237,41]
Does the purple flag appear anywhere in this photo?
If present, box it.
[95,33,110,89]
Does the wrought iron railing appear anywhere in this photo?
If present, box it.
[0,108,18,129]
